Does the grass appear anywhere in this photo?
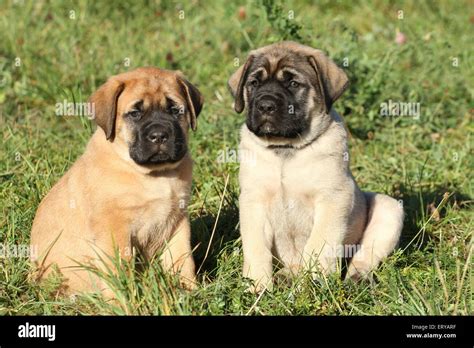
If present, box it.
[0,0,472,315]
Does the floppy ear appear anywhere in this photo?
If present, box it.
[88,78,125,141]
[178,78,203,131]
[307,50,349,111]
[227,54,255,114]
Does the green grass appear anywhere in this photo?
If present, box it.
[0,0,472,315]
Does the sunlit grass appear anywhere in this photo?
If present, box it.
[0,0,472,315]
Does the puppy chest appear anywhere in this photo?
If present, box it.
[267,195,313,253]
[130,190,187,254]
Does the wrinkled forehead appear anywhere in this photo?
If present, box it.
[118,72,184,110]
[248,52,313,81]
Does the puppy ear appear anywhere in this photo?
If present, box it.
[307,50,349,110]
[227,54,255,114]
[88,78,125,141]
[178,78,203,131]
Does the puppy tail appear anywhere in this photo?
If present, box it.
[347,192,404,280]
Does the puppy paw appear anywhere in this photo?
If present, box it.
[245,281,272,294]
[274,264,301,286]
[303,247,339,276]
[179,276,197,291]
[345,261,374,283]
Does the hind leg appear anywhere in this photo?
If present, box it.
[346,192,404,280]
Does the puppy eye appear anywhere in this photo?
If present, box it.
[128,110,142,120]
[170,105,184,116]
[249,79,259,88]
[289,80,300,88]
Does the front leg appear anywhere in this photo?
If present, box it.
[240,195,273,292]
[303,198,348,275]
[160,217,196,289]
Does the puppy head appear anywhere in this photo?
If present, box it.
[89,67,203,170]
[228,41,348,145]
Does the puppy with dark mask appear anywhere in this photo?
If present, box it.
[31,67,203,295]
[228,42,404,291]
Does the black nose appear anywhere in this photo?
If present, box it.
[146,130,169,144]
[257,98,277,114]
